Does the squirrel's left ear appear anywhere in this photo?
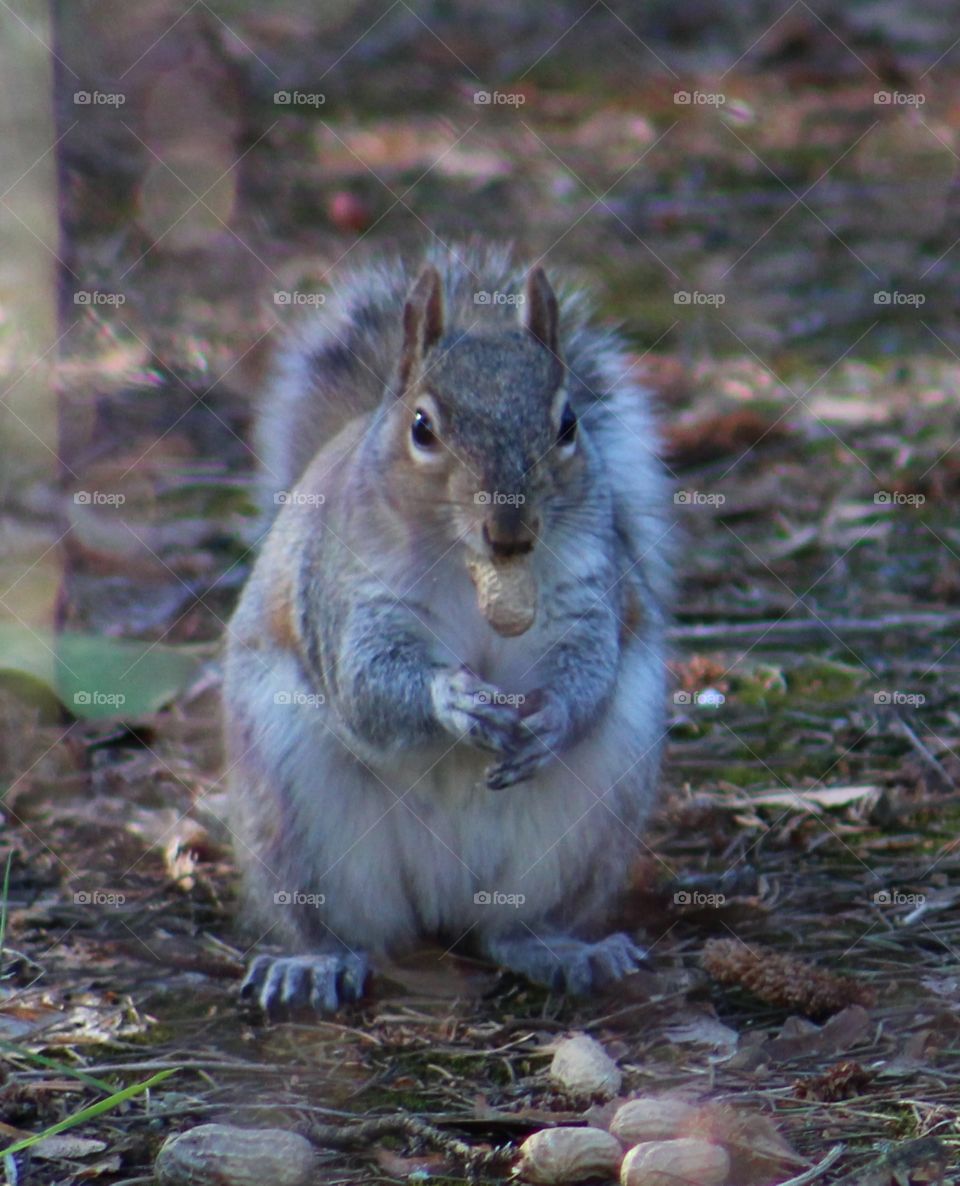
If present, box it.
[524,267,559,356]
[398,265,445,392]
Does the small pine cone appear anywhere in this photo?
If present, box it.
[794,1060,873,1101]
[702,938,876,1020]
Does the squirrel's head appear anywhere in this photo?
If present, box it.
[380,263,586,568]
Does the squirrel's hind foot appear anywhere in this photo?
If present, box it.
[487,932,647,996]
[240,951,369,1016]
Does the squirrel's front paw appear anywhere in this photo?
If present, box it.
[485,691,568,789]
[430,667,521,754]
[239,951,369,1016]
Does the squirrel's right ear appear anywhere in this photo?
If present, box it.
[398,265,445,392]
[524,266,560,356]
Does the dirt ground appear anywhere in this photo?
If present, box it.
[0,2,959,1183]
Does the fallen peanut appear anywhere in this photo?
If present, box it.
[155,1124,316,1186]
[620,1138,729,1186]
[517,1126,624,1184]
[550,1034,622,1099]
[609,1097,698,1144]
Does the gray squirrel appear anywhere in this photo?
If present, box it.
[223,244,670,1014]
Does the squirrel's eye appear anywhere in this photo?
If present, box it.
[411,408,436,449]
[557,403,577,449]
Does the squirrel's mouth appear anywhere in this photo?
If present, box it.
[465,549,538,638]
[482,521,534,559]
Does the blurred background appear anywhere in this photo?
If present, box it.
[4,0,959,655]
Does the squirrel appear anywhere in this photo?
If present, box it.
[223,243,670,1014]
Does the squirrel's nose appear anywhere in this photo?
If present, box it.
[483,506,539,559]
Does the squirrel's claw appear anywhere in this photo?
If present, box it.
[240,951,369,1016]
[430,668,521,754]
[485,696,567,788]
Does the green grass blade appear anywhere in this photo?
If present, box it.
[0,852,11,979]
[0,1067,177,1157]
[0,1040,115,1095]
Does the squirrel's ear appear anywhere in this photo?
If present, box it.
[524,266,559,356]
[399,265,445,391]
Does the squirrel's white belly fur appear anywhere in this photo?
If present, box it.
[228,535,662,952]
[227,616,660,954]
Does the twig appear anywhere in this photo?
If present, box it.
[302,1114,515,1174]
[827,1136,947,1186]
[775,1144,844,1186]
[889,715,954,790]
[669,612,960,643]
